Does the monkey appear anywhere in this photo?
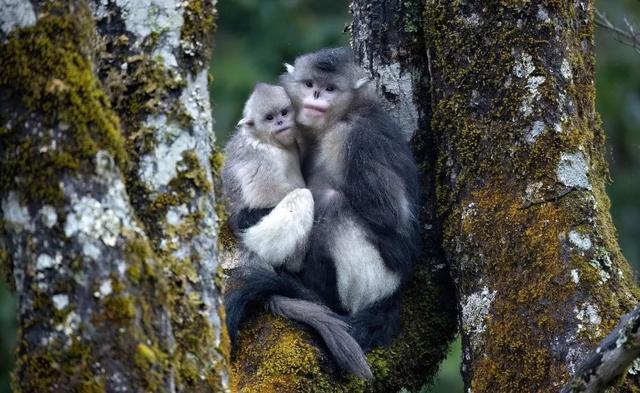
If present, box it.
[222,83,373,379]
[279,47,421,351]
[222,83,313,272]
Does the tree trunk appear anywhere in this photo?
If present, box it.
[424,1,640,392]
[225,1,459,392]
[0,0,230,391]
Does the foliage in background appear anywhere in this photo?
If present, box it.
[597,0,640,271]
[210,0,350,144]
[0,1,637,392]
[0,282,15,393]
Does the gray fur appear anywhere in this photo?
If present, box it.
[222,83,314,271]
[223,82,374,379]
[279,48,421,351]
[268,295,373,379]
[222,84,304,213]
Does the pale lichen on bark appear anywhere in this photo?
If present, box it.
[0,0,36,37]
[563,305,640,392]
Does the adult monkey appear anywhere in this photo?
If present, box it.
[281,47,421,350]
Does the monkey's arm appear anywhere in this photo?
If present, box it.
[229,207,274,233]
[241,188,314,268]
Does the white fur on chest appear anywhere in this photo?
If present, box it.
[329,218,400,314]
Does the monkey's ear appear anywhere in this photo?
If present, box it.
[237,118,254,128]
[284,63,295,74]
[354,77,370,90]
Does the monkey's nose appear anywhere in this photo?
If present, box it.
[314,91,320,99]
[277,120,283,126]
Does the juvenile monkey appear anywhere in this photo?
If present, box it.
[222,83,373,379]
[222,83,313,272]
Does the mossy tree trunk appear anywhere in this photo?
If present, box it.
[425,1,640,392]
[0,0,230,391]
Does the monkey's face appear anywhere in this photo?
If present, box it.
[253,105,296,147]
[281,48,369,134]
[242,84,297,147]
[289,78,354,131]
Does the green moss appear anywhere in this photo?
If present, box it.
[209,149,233,253]
[123,236,227,391]
[105,55,185,126]
[103,295,136,323]
[133,342,168,391]
[210,150,225,178]
[14,338,103,393]
[0,8,128,206]
[176,150,213,192]
[135,343,159,365]
[0,246,11,290]
[124,229,227,391]
[130,149,211,250]
[180,0,217,73]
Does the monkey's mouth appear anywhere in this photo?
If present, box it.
[303,105,327,116]
[275,126,292,134]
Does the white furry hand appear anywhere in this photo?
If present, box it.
[241,188,314,267]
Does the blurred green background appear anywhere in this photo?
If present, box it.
[1,1,638,392]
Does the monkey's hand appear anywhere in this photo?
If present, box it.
[241,188,314,268]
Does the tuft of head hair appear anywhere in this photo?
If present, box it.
[282,47,371,91]
[310,47,353,74]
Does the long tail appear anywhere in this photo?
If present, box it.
[224,265,372,379]
[268,295,373,379]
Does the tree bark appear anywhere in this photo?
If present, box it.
[226,1,459,392]
[562,305,640,393]
[424,1,640,391]
[0,0,229,391]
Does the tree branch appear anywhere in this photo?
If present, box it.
[562,305,640,393]
[595,8,640,54]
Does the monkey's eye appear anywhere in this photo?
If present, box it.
[281,109,288,116]
[266,114,274,121]
[326,85,336,92]
[304,80,313,88]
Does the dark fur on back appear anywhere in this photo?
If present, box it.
[343,102,422,279]
[300,100,421,347]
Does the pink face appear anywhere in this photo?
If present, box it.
[294,79,354,130]
[297,79,333,125]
